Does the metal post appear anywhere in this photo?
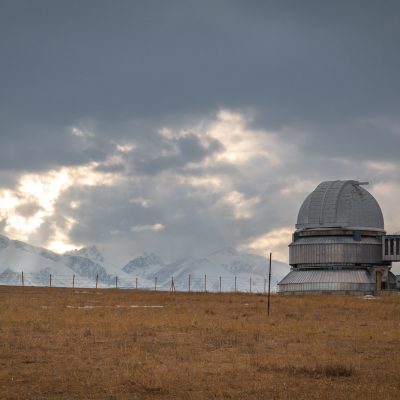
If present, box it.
[235,275,237,292]
[155,277,157,291]
[204,274,207,292]
[73,274,75,288]
[219,276,222,293]
[49,274,52,288]
[115,276,118,289]
[268,252,272,316]
[96,274,98,289]
[135,277,138,290]
[189,274,191,293]
[21,271,24,287]
[249,277,252,293]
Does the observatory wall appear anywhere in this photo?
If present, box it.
[289,236,383,266]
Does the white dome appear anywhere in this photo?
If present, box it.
[296,180,384,231]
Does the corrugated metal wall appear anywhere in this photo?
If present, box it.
[278,282,375,293]
[289,240,382,265]
[277,268,377,293]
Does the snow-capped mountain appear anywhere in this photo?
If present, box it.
[62,254,112,283]
[119,247,290,292]
[65,245,105,264]
[155,256,229,291]
[209,246,289,282]
[0,233,290,291]
[207,246,269,275]
[0,234,113,287]
[122,253,165,276]
[150,249,289,292]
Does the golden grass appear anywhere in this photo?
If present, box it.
[0,286,399,399]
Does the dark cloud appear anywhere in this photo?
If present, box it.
[95,163,126,174]
[1,1,400,263]
[132,133,223,175]
[59,180,242,262]
[0,122,114,172]
[15,202,42,218]
[2,1,399,128]
[0,172,19,189]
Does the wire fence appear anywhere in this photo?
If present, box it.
[3,271,277,293]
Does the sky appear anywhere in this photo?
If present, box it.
[1,0,400,267]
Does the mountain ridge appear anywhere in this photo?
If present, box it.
[0,234,289,291]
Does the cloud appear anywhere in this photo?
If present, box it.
[0,158,125,252]
[129,197,152,208]
[219,191,261,220]
[2,104,400,266]
[70,126,94,139]
[1,1,399,172]
[132,132,223,175]
[130,224,165,233]
[239,227,293,263]
[1,1,400,267]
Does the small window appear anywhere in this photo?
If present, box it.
[396,239,400,256]
[385,239,389,255]
[353,231,361,241]
[390,239,395,255]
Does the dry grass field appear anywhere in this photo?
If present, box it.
[0,286,399,399]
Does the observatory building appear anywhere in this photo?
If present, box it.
[278,180,398,294]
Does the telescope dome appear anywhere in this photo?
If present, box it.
[296,180,384,231]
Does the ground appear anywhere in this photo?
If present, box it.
[0,286,399,399]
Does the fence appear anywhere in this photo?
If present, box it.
[7,271,277,293]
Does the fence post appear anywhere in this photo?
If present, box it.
[96,274,98,289]
[154,277,157,291]
[234,275,237,293]
[219,276,222,293]
[188,274,191,293]
[21,271,24,287]
[135,277,138,290]
[249,277,251,294]
[267,252,272,316]
[204,274,207,293]
[73,274,75,288]
[115,276,118,289]
[49,274,52,288]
